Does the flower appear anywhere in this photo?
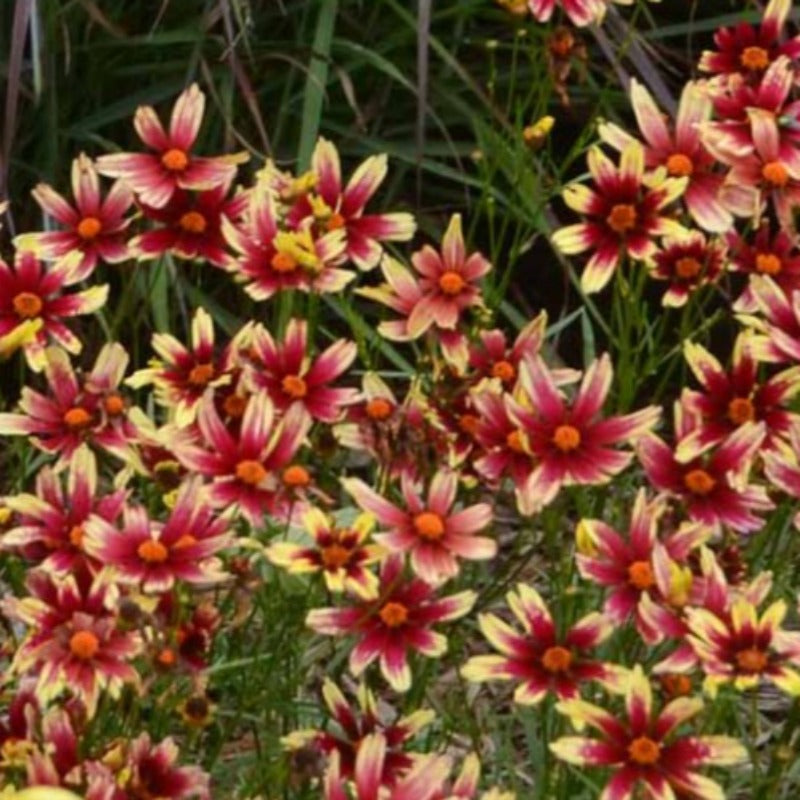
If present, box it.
[648,232,726,307]
[2,571,141,717]
[552,143,687,293]
[266,508,383,598]
[462,583,621,703]
[508,353,661,513]
[342,470,495,586]
[17,154,133,274]
[638,417,772,533]
[1,445,127,574]
[96,83,244,208]
[131,179,248,267]
[738,276,800,364]
[698,0,800,78]
[245,318,358,423]
[283,679,433,787]
[285,137,416,270]
[0,251,108,370]
[323,733,450,800]
[599,79,731,232]
[0,344,136,468]
[172,391,310,526]
[526,0,603,28]
[84,477,231,593]
[551,665,747,800]
[686,595,800,695]
[306,554,475,691]
[575,490,709,643]
[677,334,800,461]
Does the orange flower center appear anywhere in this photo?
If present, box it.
[223,393,248,418]
[271,252,298,273]
[77,216,103,240]
[541,645,572,673]
[506,430,526,453]
[172,534,197,550]
[236,459,268,485]
[326,212,346,231]
[727,397,755,425]
[69,630,100,660]
[63,407,92,430]
[137,539,169,563]
[627,560,655,590]
[69,525,85,548]
[762,160,789,187]
[283,465,311,487]
[459,413,480,435]
[552,424,581,452]
[104,393,125,416]
[282,374,308,399]
[660,673,692,697]
[321,543,352,569]
[365,397,393,420]
[628,736,661,765]
[439,270,466,295]
[379,601,409,628]
[491,360,516,383]
[736,647,768,672]
[683,468,716,495]
[161,148,189,171]
[549,30,574,58]
[666,153,694,177]
[606,204,637,234]
[188,362,215,386]
[740,45,770,70]
[157,647,177,667]
[12,292,43,319]
[413,511,445,541]
[675,257,703,280]
[179,211,207,234]
[755,252,782,275]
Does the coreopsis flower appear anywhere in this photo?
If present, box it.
[335,372,401,453]
[24,707,81,790]
[222,182,351,301]
[1,446,127,574]
[576,490,710,643]
[16,154,133,274]
[763,428,800,527]
[0,344,136,467]
[551,665,747,800]
[739,276,800,364]
[172,391,310,525]
[266,508,383,598]
[698,0,800,79]
[638,415,771,533]
[0,251,108,370]
[324,733,450,800]
[431,754,515,800]
[131,179,248,267]
[83,477,230,593]
[599,80,731,232]
[2,571,141,717]
[306,554,476,691]
[467,312,546,390]
[96,83,243,208]
[527,0,603,28]
[285,137,416,270]
[283,679,433,787]
[508,353,661,513]
[462,583,621,703]
[728,221,800,311]
[245,318,358,423]
[552,143,687,293]
[686,595,800,695]
[677,335,800,461]
[342,470,495,586]
[127,306,232,426]
[648,232,726,307]
[116,734,211,800]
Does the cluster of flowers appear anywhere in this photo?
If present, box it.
[1,3,800,797]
